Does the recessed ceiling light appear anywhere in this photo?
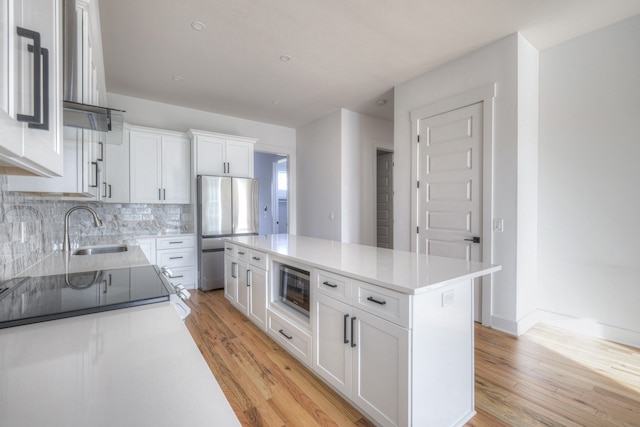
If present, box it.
[376,99,387,106]
[191,21,206,31]
[279,55,291,62]
[272,100,280,105]
[172,75,184,81]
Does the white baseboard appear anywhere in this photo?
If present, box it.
[488,310,640,348]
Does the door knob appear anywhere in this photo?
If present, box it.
[464,236,480,244]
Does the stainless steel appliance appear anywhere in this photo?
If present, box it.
[197,175,259,291]
[280,264,310,316]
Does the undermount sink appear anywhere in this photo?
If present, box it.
[73,244,128,256]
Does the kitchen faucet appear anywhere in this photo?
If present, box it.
[63,206,103,252]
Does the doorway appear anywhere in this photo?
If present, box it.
[254,152,288,234]
[376,150,394,248]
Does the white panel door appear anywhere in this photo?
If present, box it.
[313,293,352,396]
[377,152,394,248]
[161,134,190,204]
[130,130,161,203]
[417,102,483,320]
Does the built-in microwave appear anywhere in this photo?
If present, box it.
[280,264,310,317]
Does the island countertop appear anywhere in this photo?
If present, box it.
[230,234,501,294]
[0,304,240,427]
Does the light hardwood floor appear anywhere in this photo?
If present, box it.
[185,290,640,426]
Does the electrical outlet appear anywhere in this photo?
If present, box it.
[493,218,504,232]
[442,289,455,307]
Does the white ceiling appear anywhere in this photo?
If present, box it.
[98,0,640,128]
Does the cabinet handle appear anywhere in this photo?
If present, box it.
[16,27,41,126]
[158,188,162,200]
[163,188,166,200]
[102,182,107,197]
[169,256,183,260]
[225,247,233,251]
[231,261,237,278]
[170,275,184,279]
[367,296,387,305]
[97,142,104,161]
[108,184,112,198]
[252,256,261,261]
[90,162,99,187]
[25,45,49,130]
[350,317,357,348]
[343,314,349,344]
[227,162,230,174]
[247,270,252,287]
[278,329,293,340]
[237,251,245,255]
[169,241,184,245]
[322,281,337,288]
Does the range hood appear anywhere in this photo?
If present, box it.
[63,0,124,139]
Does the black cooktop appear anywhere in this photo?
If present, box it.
[0,265,171,329]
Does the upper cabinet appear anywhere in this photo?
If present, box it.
[130,125,191,204]
[189,129,256,178]
[0,0,63,177]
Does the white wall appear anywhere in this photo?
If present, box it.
[341,110,394,246]
[297,109,393,244]
[297,111,342,240]
[394,34,531,332]
[107,93,298,233]
[538,14,640,345]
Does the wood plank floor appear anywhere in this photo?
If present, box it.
[185,290,640,426]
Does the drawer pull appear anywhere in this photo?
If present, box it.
[168,241,183,244]
[238,251,246,255]
[343,314,349,344]
[170,275,184,279]
[169,256,184,260]
[278,329,293,340]
[226,247,233,251]
[350,317,357,348]
[322,281,338,288]
[252,256,261,261]
[367,296,387,305]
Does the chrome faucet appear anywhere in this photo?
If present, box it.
[63,206,103,252]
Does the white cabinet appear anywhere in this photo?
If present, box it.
[224,242,268,330]
[0,0,63,177]
[155,235,196,289]
[102,127,129,203]
[189,129,256,178]
[130,126,191,204]
[135,237,156,265]
[313,282,410,427]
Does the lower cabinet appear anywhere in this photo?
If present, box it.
[135,235,196,289]
[224,243,268,331]
[313,292,410,427]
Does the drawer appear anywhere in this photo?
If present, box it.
[224,242,236,257]
[352,281,411,328]
[157,248,195,268]
[267,310,312,367]
[249,249,268,270]
[314,269,351,303]
[235,245,250,262]
[156,235,195,250]
[162,266,196,289]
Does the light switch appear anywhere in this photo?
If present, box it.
[493,218,504,232]
[442,289,455,307]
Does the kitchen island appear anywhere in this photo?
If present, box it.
[227,234,501,427]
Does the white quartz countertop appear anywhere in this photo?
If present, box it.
[0,304,240,427]
[231,234,501,294]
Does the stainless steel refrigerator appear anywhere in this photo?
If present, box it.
[197,175,259,291]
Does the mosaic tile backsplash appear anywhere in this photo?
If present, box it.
[0,174,194,281]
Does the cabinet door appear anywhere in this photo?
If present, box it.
[136,237,156,264]
[196,135,226,176]
[226,140,253,178]
[0,0,63,176]
[161,134,190,204]
[103,130,130,203]
[248,266,267,331]
[130,130,161,203]
[313,293,353,396]
[352,308,410,427]
[224,255,238,303]
[235,261,249,314]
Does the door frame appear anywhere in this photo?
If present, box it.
[410,83,496,326]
